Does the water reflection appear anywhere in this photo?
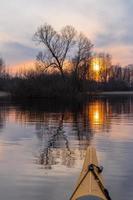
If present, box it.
[0,97,133,166]
[87,100,111,132]
[0,97,133,199]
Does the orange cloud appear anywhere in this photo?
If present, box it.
[6,60,36,75]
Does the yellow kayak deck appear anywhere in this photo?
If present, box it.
[70,147,108,200]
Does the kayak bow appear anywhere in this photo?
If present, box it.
[70,147,111,200]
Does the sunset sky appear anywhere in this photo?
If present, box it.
[0,0,133,68]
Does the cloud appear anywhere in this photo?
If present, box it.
[0,0,133,65]
[93,0,133,47]
[0,41,38,65]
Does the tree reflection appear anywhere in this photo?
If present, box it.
[11,100,92,169]
[38,114,72,169]
[2,96,133,169]
[36,112,91,169]
[0,100,10,132]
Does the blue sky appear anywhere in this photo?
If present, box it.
[0,0,133,66]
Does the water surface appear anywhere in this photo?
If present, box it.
[0,97,133,200]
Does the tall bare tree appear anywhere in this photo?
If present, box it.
[72,33,93,80]
[34,23,76,80]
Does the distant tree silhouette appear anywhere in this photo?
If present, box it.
[99,53,112,82]
[0,57,5,75]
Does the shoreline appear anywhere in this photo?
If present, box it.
[95,91,133,96]
[0,91,10,98]
[1,91,133,99]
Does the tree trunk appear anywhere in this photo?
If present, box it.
[60,68,65,82]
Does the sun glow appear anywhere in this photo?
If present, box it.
[93,111,100,124]
[93,62,100,72]
[88,102,105,126]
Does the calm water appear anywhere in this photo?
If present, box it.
[0,97,133,200]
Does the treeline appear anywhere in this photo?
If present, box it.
[0,64,132,99]
[0,23,133,99]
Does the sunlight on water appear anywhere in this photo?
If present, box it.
[0,97,133,199]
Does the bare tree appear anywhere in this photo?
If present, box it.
[123,67,130,83]
[34,23,76,80]
[99,53,112,82]
[110,65,122,80]
[0,57,5,75]
[72,33,93,80]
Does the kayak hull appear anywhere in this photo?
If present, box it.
[70,147,107,200]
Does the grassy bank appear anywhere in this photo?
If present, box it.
[6,73,89,101]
